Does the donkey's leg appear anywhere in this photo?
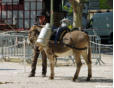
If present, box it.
[82,50,92,81]
[41,50,47,77]
[47,55,55,79]
[86,60,92,81]
[29,46,39,77]
[73,52,82,81]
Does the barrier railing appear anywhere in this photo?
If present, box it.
[0,32,102,65]
[0,32,32,60]
[89,35,104,65]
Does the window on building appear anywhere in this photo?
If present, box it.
[19,0,24,4]
[2,0,19,5]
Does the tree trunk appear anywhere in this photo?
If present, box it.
[69,0,84,30]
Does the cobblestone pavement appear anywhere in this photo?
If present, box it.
[0,54,113,88]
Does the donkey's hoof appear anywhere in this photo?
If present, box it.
[49,76,54,80]
[72,78,76,82]
[86,77,91,81]
[86,75,92,81]
[28,74,35,77]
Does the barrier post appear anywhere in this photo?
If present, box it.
[23,37,26,72]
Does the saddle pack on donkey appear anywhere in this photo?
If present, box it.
[37,18,71,47]
[50,18,71,44]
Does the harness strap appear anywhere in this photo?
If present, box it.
[63,43,87,50]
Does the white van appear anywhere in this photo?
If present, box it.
[84,11,113,43]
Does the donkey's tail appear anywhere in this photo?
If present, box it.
[88,41,92,63]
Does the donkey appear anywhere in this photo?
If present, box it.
[28,25,47,77]
[29,25,92,81]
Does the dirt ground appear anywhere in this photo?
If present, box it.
[0,54,113,88]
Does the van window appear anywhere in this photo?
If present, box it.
[89,12,113,30]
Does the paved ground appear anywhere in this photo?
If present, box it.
[0,54,113,88]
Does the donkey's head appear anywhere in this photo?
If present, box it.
[28,25,43,46]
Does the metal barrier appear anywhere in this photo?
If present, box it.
[0,31,32,72]
[89,35,104,65]
[0,32,102,65]
[0,32,33,61]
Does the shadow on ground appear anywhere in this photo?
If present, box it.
[0,69,22,70]
[101,46,113,55]
[53,76,113,83]
[34,75,113,83]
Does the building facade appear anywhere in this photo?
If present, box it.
[88,0,100,10]
[0,0,42,30]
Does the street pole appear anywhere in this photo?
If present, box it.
[50,0,54,27]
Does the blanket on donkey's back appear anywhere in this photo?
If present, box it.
[50,26,70,44]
